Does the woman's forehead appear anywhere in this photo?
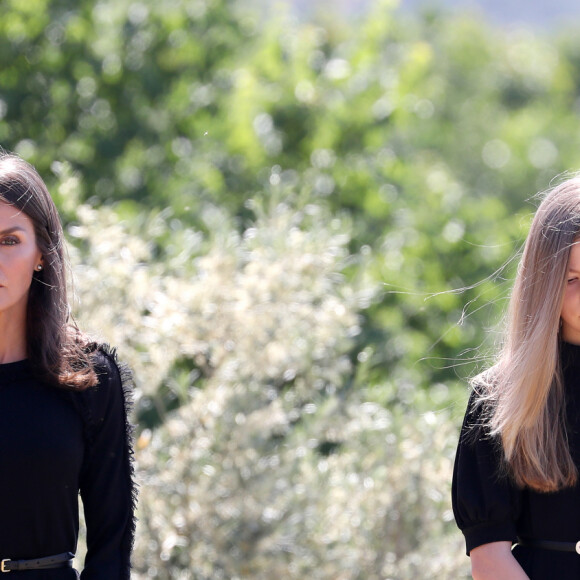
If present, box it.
[569,242,580,270]
[0,201,34,230]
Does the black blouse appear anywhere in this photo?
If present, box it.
[0,347,135,579]
[452,341,580,578]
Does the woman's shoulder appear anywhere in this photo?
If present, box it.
[76,342,131,389]
[460,375,496,427]
[72,343,134,438]
[86,343,131,385]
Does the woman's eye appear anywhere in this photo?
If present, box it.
[569,277,578,284]
[0,236,19,246]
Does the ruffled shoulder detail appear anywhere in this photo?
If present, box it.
[86,343,135,434]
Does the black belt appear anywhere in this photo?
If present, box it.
[518,538,580,554]
[0,552,74,572]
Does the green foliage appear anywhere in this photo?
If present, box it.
[4,0,580,576]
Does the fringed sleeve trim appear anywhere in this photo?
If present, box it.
[96,343,138,574]
[72,342,138,578]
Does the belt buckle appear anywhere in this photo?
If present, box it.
[0,559,10,572]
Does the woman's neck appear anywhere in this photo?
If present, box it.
[0,313,27,363]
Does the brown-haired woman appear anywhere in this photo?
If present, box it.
[0,151,135,578]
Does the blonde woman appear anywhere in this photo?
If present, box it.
[453,177,580,579]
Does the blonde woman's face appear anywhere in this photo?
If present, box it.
[562,242,580,345]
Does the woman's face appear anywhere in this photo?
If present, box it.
[0,201,42,322]
[562,242,580,344]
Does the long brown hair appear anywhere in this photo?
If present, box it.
[0,152,97,389]
[474,176,580,492]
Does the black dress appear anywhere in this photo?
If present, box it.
[0,346,136,579]
[452,341,580,579]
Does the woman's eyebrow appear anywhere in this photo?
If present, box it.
[0,226,26,235]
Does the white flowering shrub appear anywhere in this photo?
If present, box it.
[66,191,468,579]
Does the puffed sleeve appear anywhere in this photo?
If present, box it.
[452,391,522,555]
[77,347,137,579]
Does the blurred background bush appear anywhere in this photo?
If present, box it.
[3,0,580,577]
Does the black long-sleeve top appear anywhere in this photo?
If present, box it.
[0,346,136,579]
[452,341,580,579]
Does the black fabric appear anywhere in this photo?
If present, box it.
[452,341,580,579]
[517,539,580,553]
[0,347,135,579]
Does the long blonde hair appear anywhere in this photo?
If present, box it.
[475,176,580,492]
